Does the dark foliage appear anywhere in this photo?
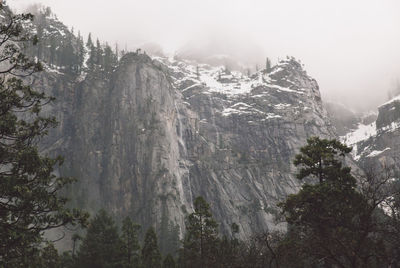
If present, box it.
[0,5,87,266]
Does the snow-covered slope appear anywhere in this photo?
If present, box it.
[154,56,326,124]
[341,95,400,174]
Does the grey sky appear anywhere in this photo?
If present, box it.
[11,0,400,111]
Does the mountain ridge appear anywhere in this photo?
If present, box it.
[8,5,383,253]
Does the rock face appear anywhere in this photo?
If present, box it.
[36,52,338,248]
[18,5,340,246]
[158,56,336,238]
[341,96,400,177]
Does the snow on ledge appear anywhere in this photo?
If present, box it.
[341,122,377,146]
[366,147,391,158]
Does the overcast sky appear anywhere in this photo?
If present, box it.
[11,0,400,111]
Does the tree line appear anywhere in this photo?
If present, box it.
[26,137,400,268]
[25,6,124,76]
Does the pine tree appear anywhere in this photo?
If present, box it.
[60,33,75,72]
[86,33,95,70]
[77,31,86,73]
[216,223,241,267]
[86,33,93,48]
[76,210,122,268]
[103,43,117,75]
[115,43,120,60]
[141,227,162,268]
[96,38,103,67]
[0,7,87,265]
[293,136,353,184]
[265,57,272,73]
[279,137,384,267]
[121,216,141,268]
[181,196,219,268]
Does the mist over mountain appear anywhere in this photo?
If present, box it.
[11,0,400,113]
[175,32,266,71]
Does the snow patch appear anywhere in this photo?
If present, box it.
[153,56,309,97]
[366,148,391,158]
[378,121,400,134]
[274,103,291,109]
[341,122,376,146]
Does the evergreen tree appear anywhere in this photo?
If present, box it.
[103,43,117,75]
[141,227,162,268]
[293,136,353,184]
[86,33,95,70]
[279,137,385,267]
[265,57,272,73]
[76,31,86,73]
[181,196,219,268]
[115,43,120,61]
[95,38,104,67]
[60,33,75,72]
[76,210,122,268]
[120,49,126,58]
[162,254,176,268]
[86,33,93,48]
[0,7,87,265]
[214,223,241,267]
[121,216,141,268]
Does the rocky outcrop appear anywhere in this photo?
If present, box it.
[376,97,400,129]
[159,56,337,238]
[36,53,339,250]
[341,96,400,177]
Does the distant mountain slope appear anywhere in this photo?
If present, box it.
[340,95,400,178]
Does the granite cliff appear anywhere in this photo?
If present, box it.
[18,7,341,251]
[33,51,339,245]
[342,96,400,177]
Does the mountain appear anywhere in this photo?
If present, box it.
[37,53,337,246]
[341,96,400,178]
[15,6,340,252]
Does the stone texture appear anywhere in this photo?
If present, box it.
[35,54,339,244]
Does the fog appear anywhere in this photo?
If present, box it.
[11,0,400,111]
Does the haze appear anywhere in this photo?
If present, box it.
[12,0,400,111]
